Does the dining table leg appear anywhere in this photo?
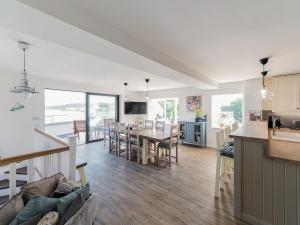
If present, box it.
[142,138,148,165]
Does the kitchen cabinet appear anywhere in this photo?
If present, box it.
[272,75,300,112]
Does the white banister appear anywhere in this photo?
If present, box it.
[68,135,77,182]
[9,163,16,198]
[27,159,34,183]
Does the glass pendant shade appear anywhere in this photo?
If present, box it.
[260,87,273,100]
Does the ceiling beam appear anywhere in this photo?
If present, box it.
[1,0,218,89]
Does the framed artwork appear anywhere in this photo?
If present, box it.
[186,96,202,111]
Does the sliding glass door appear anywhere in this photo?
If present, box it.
[45,89,119,144]
[86,93,119,142]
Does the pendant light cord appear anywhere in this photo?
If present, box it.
[23,48,27,79]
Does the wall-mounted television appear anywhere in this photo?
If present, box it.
[125,102,147,114]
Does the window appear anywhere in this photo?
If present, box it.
[212,94,243,128]
[148,98,179,123]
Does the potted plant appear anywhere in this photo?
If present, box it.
[195,110,206,122]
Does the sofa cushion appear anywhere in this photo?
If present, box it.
[0,192,24,225]
[64,194,100,225]
[57,193,85,225]
[19,214,41,225]
[22,173,63,203]
[9,196,58,225]
[57,184,90,216]
[38,212,59,225]
[51,177,78,198]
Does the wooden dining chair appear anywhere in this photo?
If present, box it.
[73,120,86,140]
[215,130,234,198]
[144,120,154,129]
[108,122,118,155]
[156,124,179,167]
[117,123,128,158]
[155,121,165,131]
[103,118,114,146]
[128,124,142,163]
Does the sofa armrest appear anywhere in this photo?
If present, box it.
[64,193,100,225]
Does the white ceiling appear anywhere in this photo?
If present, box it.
[0,29,186,91]
[19,0,300,83]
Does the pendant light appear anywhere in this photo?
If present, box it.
[259,57,273,100]
[11,41,38,100]
[145,79,150,101]
[124,82,128,101]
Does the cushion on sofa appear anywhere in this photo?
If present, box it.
[57,192,85,225]
[19,214,41,225]
[9,196,58,225]
[0,192,24,225]
[64,194,100,225]
[57,184,90,216]
[22,173,63,203]
[51,177,78,198]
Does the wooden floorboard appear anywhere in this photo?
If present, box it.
[77,142,246,225]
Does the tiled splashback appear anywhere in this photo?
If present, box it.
[273,112,300,128]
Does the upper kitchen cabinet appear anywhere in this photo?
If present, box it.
[272,75,300,112]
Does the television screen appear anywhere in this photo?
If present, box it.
[125,102,147,114]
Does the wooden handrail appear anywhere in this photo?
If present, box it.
[34,128,69,147]
[0,146,69,166]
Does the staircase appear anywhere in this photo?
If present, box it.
[0,166,28,205]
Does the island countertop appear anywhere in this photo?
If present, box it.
[229,122,268,141]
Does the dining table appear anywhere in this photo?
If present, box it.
[138,129,171,165]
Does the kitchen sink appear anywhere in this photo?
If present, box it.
[271,130,300,143]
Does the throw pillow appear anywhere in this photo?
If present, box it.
[22,173,63,204]
[0,192,24,225]
[9,196,58,225]
[57,193,85,225]
[57,184,90,216]
[37,212,59,225]
[19,214,41,225]
[51,177,78,198]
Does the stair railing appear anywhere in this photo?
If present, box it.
[0,128,77,199]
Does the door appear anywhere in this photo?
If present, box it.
[86,94,119,142]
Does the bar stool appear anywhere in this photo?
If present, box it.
[215,130,234,198]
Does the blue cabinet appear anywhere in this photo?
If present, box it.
[179,121,206,147]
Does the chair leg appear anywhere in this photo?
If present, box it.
[220,157,225,190]
[156,147,159,166]
[176,144,178,163]
[215,153,221,198]
[169,148,171,167]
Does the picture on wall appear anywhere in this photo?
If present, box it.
[186,96,202,111]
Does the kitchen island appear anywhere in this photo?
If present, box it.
[230,122,300,225]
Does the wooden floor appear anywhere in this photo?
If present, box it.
[77,142,246,225]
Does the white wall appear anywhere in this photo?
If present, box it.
[0,70,141,158]
[146,79,262,148]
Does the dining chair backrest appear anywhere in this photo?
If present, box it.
[156,121,165,131]
[224,126,232,143]
[232,122,239,132]
[104,118,114,129]
[216,130,226,150]
[108,121,117,139]
[169,124,179,146]
[144,120,154,129]
[128,124,139,139]
[117,123,127,134]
